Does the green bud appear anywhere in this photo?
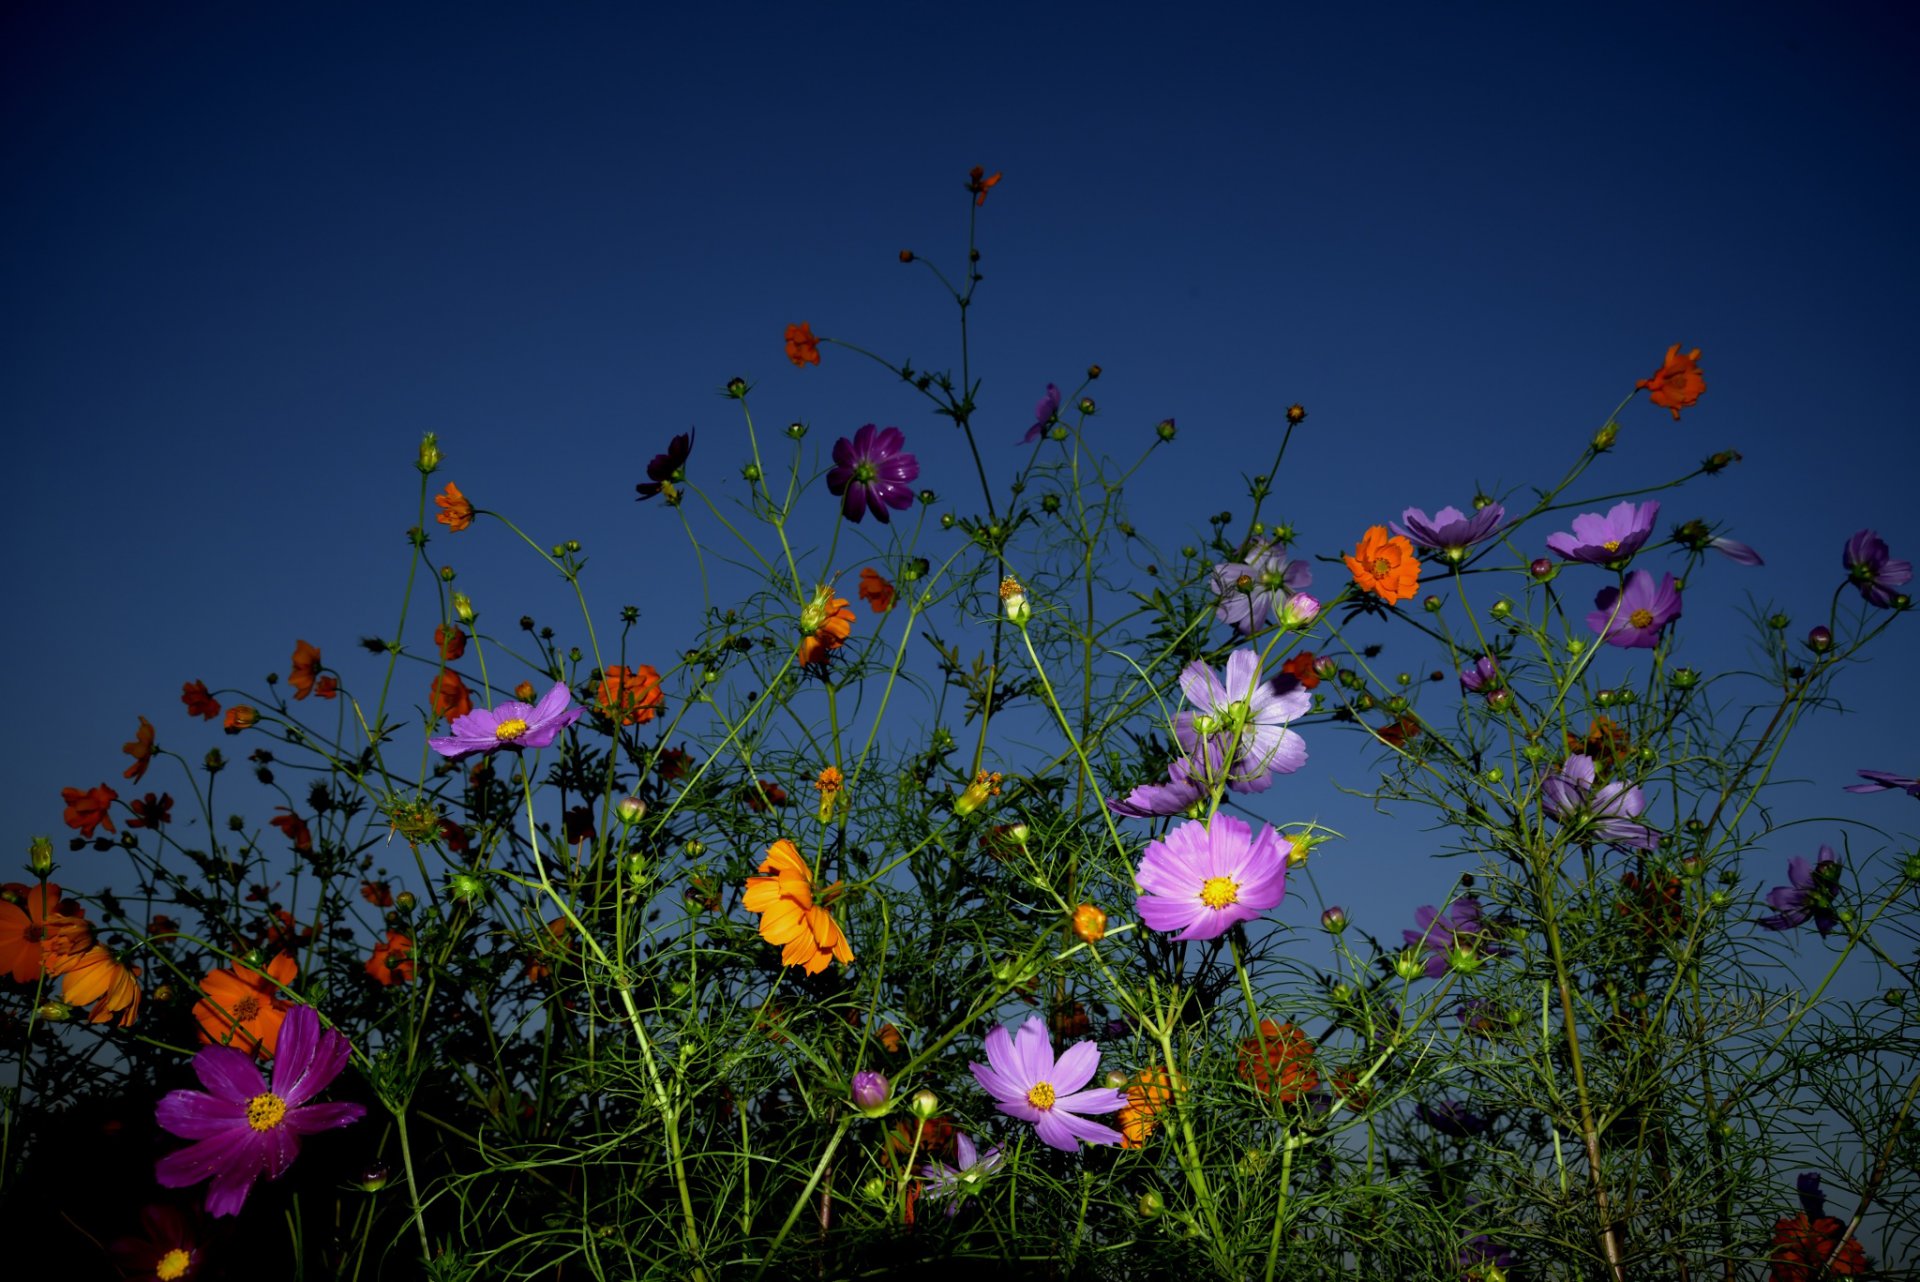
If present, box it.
[1488,599,1511,621]
[417,433,442,473]
[1423,595,1443,613]
[862,1176,889,1203]
[1138,1189,1165,1219]
[683,838,705,857]
[1392,949,1427,981]
[1669,667,1699,690]
[1156,419,1176,441]
[447,872,486,901]
[909,1089,939,1121]
[28,836,54,876]
[742,462,762,482]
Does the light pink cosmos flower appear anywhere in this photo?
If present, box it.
[968,1015,1126,1152]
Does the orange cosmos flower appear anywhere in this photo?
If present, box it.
[1237,1019,1319,1102]
[61,784,118,837]
[785,321,821,367]
[1637,343,1705,421]
[366,932,416,985]
[122,716,157,782]
[1072,903,1107,944]
[796,588,855,666]
[513,679,536,702]
[288,640,325,700]
[1769,1211,1868,1280]
[270,807,314,854]
[435,624,466,660]
[223,705,257,734]
[360,879,394,908]
[524,917,570,984]
[599,664,663,726]
[194,953,297,1058]
[0,883,84,982]
[814,766,843,822]
[1281,651,1321,690]
[742,838,853,974]
[430,671,473,722]
[1376,715,1423,749]
[1567,715,1631,772]
[434,482,474,531]
[181,679,221,720]
[1345,526,1421,605]
[54,945,142,1026]
[1118,1066,1176,1148]
[127,792,173,829]
[877,1022,905,1054]
[967,165,1003,206]
[858,567,896,613]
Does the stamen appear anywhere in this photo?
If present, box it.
[494,718,531,742]
[1201,876,1240,909]
[246,1091,288,1132]
[1026,1081,1056,1110]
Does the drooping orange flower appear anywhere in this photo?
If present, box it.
[194,953,297,1057]
[796,587,854,666]
[434,482,474,531]
[1237,1019,1319,1102]
[814,766,843,822]
[269,807,313,854]
[62,784,118,837]
[1345,526,1421,605]
[0,883,83,982]
[1769,1211,1868,1280]
[121,716,157,782]
[966,165,1003,206]
[127,792,173,829]
[430,671,473,723]
[858,567,896,614]
[1376,715,1423,748]
[315,675,339,699]
[288,640,325,700]
[54,945,142,1025]
[1118,1066,1176,1148]
[1637,343,1705,421]
[742,838,853,974]
[181,679,221,720]
[435,624,466,660]
[224,706,258,734]
[599,664,663,726]
[366,932,416,985]
[785,321,821,368]
[360,879,394,908]
[877,1022,905,1054]
[1281,651,1321,690]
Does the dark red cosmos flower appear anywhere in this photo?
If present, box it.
[181,680,221,720]
[636,429,694,502]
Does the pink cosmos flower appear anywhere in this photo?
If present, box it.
[968,1014,1126,1152]
[427,680,585,760]
[1134,813,1289,941]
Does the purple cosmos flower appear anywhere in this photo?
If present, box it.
[1175,649,1310,792]
[1546,500,1660,564]
[1020,383,1061,444]
[1708,535,1763,566]
[1107,755,1205,819]
[1843,529,1913,608]
[1393,503,1507,560]
[921,1132,1006,1212]
[1846,769,1920,798]
[1458,1234,1515,1277]
[826,424,920,524]
[1797,1172,1827,1219]
[1402,898,1506,978]
[1588,570,1682,649]
[428,681,586,761]
[634,429,693,501]
[1416,1098,1491,1137]
[155,1004,365,1217]
[1134,813,1289,942]
[969,1014,1126,1152]
[1210,538,1314,636]
[1542,753,1659,849]
[1759,845,1843,937]
[1458,655,1499,693]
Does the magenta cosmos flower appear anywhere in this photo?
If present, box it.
[155,1004,365,1217]
[1175,649,1311,792]
[1587,571,1681,649]
[1393,503,1507,561]
[826,424,919,524]
[1547,500,1659,564]
[1843,529,1912,608]
[1134,813,1289,941]
[1402,898,1506,979]
[1020,383,1061,444]
[1209,538,1313,635]
[428,680,584,760]
[970,1014,1126,1151]
[634,428,693,502]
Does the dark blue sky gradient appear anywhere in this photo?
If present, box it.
[6,5,1918,960]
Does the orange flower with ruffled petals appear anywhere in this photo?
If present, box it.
[1345,526,1421,605]
[181,679,220,721]
[435,624,466,660]
[599,664,662,726]
[430,671,473,723]
[0,883,84,982]
[1637,343,1705,421]
[434,482,474,531]
[223,706,257,734]
[785,322,821,368]
[1237,1019,1319,1102]
[858,568,895,614]
[194,953,297,1057]
[54,945,141,1025]
[62,784,118,837]
[361,880,394,908]
[796,588,854,667]
[270,807,313,853]
[1769,1210,1868,1279]
[743,839,852,974]
[366,932,416,985]
[288,640,325,701]
[1118,1066,1176,1148]
[122,716,156,782]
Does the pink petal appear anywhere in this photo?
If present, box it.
[284,1101,366,1136]
[1051,1040,1100,1095]
[156,1089,247,1140]
[1013,1016,1055,1082]
[193,1044,266,1103]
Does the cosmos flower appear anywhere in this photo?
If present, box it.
[1842,529,1912,608]
[1542,753,1659,849]
[858,567,896,613]
[181,680,221,721]
[1393,503,1507,561]
[365,933,415,986]
[109,1205,204,1282]
[1402,899,1506,979]
[1175,649,1311,791]
[1345,526,1421,604]
[920,1132,1005,1211]
[62,783,118,837]
[1845,769,1920,798]
[785,321,821,367]
[195,953,298,1058]
[1236,1020,1318,1102]
[968,1014,1126,1152]
[122,716,157,782]
[156,1004,366,1217]
[1759,846,1843,937]
[1769,1204,1869,1280]
[433,482,473,532]
[635,429,694,502]
[966,165,1002,206]
[1133,814,1289,942]
[1588,571,1682,649]
[1021,383,1061,444]
[222,706,258,734]
[1117,1066,1176,1147]
[1106,755,1205,819]
[288,641,325,701]
[434,624,467,660]
[428,681,584,760]
[0,883,82,983]
[796,586,854,666]
[1210,538,1314,635]
[1547,500,1660,564]
[1459,655,1499,693]
[742,839,853,974]
[826,424,919,524]
[56,944,143,1025]
[1636,343,1705,420]
[598,664,662,726]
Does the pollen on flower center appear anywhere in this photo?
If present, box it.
[1201,875,1241,909]
[1628,608,1654,628]
[1026,1081,1056,1110]
[494,717,531,742]
[155,1249,193,1281]
[1602,539,1621,552]
[1372,558,1392,576]
[229,995,261,1022]
[246,1091,288,1132]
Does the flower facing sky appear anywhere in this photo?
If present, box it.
[968,1014,1126,1152]
[1345,526,1421,604]
[826,424,919,523]
[1759,846,1843,937]
[156,1004,366,1217]
[1842,529,1912,608]
[1134,814,1289,941]
[599,664,662,726]
[1542,753,1659,849]
[1636,343,1705,420]
[195,953,297,1057]
[1392,503,1507,561]
[635,429,693,502]
[1021,382,1061,443]
[1588,570,1682,649]
[742,839,853,974]
[1547,500,1660,564]
[1210,537,1314,635]
[428,681,585,760]
[1174,649,1311,792]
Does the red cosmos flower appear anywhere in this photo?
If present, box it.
[1637,343,1706,421]
[1281,651,1321,690]
[314,676,338,699]
[181,680,221,721]
[1237,1019,1319,1102]
[128,792,174,829]
[435,624,466,660]
[599,664,663,726]
[656,746,693,781]
[122,716,157,782]
[366,932,416,985]
[269,808,313,854]
[430,671,473,723]
[222,706,257,734]
[742,780,791,812]
[360,880,394,908]
[288,640,326,701]
[62,784,118,837]
[966,165,1003,206]
[785,321,821,368]
[437,817,469,852]
[1769,1211,1868,1279]
[858,567,896,614]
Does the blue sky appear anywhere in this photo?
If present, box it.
[5,3,1918,970]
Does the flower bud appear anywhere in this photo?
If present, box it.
[1156,418,1176,441]
[1393,949,1427,981]
[451,592,475,625]
[1445,942,1483,974]
[722,377,746,398]
[28,836,53,876]
[1488,599,1511,621]
[1138,1189,1166,1218]
[940,513,957,530]
[683,838,706,857]
[1530,557,1556,581]
[1485,688,1514,713]
[1595,688,1615,707]
[1321,906,1348,934]
[417,433,442,474]
[1423,595,1443,613]
[1077,397,1096,415]
[1314,656,1339,679]
[1072,903,1107,944]
[1768,613,1791,631]
[1669,667,1699,690]
[358,1162,391,1192]
[395,891,417,913]
[909,1088,939,1121]
[613,797,646,827]
[898,249,914,263]
[1902,853,1920,884]
[203,749,226,774]
[862,1175,889,1203]
[999,576,1031,626]
[1591,421,1619,451]
[1285,404,1307,425]
[851,1070,893,1116]
[37,1000,74,1022]
[448,871,486,901]
[1807,625,1833,653]
[439,564,456,583]
[785,420,806,439]
[1281,594,1321,628]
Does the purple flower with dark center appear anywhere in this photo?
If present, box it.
[1107,755,1205,819]
[634,429,693,501]
[1588,570,1682,649]
[1843,529,1913,608]
[826,424,920,524]
[1797,1172,1827,1219]
[1846,769,1920,798]
[1459,655,1499,693]
[1393,503,1507,561]
[155,1004,366,1217]
[429,681,586,761]
[920,1132,1005,1212]
[1175,649,1310,792]
[1402,898,1506,978]
[969,1014,1127,1152]
[1546,500,1660,564]
[1133,814,1289,941]
[1759,845,1843,937]
[1210,538,1314,635]
[1542,753,1659,849]
[1415,1098,1491,1137]
[1020,383,1061,444]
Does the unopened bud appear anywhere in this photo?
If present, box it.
[1281,594,1321,628]
[28,836,54,876]
[850,1070,893,1116]
[1807,625,1832,653]
[395,891,416,913]
[417,433,442,473]
[999,576,1030,626]
[1592,421,1619,451]
[616,797,648,826]
[1321,906,1347,933]
[1156,418,1176,441]
[909,1088,939,1121]
[1138,1189,1166,1218]
[1530,557,1555,581]
[1393,949,1427,981]
[1669,667,1699,690]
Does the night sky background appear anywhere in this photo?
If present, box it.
[5,0,1919,1227]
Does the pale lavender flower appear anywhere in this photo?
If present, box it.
[1458,655,1499,693]
[1402,899,1504,978]
[1708,536,1763,565]
[1134,814,1289,941]
[428,681,586,761]
[1394,503,1507,561]
[1542,753,1659,849]
[1175,649,1310,792]
[1547,500,1659,564]
[1107,755,1205,819]
[1210,538,1313,635]
[969,1015,1126,1152]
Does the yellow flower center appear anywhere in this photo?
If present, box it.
[1026,1081,1056,1110]
[1201,876,1241,909]
[1372,558,1393,577]
[246,1091,288,1131]
[1629,608,1654,628]
[156,1249,193,1281]
[1601,539,1621,552]
[494,718,530,742]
